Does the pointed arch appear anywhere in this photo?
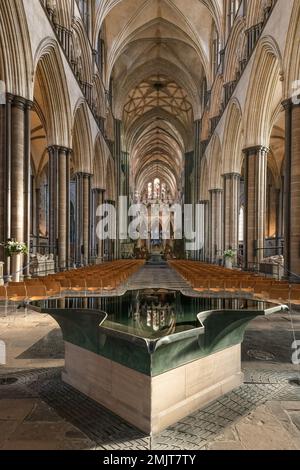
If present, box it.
[72,100,93,173]
[243,36,283,148]
[209,74,223,118]
[34,38,72,147]
[0,0,33,98]
[207,133,222,189]
[222,99,243,174]
[224,17,246,83]
[105,156,116,201]
[284,0,300,99]
[199,157,209,201]
[71,18,93,84]
[93,135,108,190]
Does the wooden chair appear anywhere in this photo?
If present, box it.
[7,285,27,302]
[267,287,290,303]
[26,285,47,301]
[0,286,7,300]
[289,286,300,305]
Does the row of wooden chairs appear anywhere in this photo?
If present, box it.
[169,260,300,304]
[0,260,144,302]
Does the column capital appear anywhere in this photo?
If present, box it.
[199,199,209,205]
[222,172,241,179]
[5,94,33,110]
[209,188,223,194]
[48,145,72,155]
[282,97,300,110]
[92,187,105,194]
[7,94,27,110]
[75,171,92,179]
[242,145,269,157]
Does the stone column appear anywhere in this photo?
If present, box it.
[199,200,209,262]
[58,148,71,270]
[48,146,71,270]
[0,94,31,277]
[223,173,241,260]
[35,186,41,252]
[209,189,223,263]
[11,96,26,245]
[193,120,202,204]
[75,173,84,266]
[184,151,194,205]
[243,146,268,268]
[104,199,115,261]
[283,99,300,280]
[83,174,91,265]
[94,189,104,264]
[48,146,58,259]
[58,151,67,269]
[66,150,71,268]
[23,101,33,277]
[0,95,6,265]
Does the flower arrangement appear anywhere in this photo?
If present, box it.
[223,249,236,259]
[1,240,28,257]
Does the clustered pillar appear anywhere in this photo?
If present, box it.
[48,146,71,270]
[199,200,209,262]
[209,189,223,263]
[75,172,91,266]
[283,99,300,280]
[243,146,268,268]
[0,94,33,279]
[95,189,105,263]
[223,173,240,260]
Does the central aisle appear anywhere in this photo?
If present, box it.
[126,263,190,291]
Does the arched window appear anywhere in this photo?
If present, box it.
[161,183,167,201]
[153,178,161,200]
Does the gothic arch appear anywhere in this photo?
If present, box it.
[45,0,72,29]
[34,38,72,147]
[222,99,243,174]
[209,74,224,118]
[246,0,267,27]
[0,0,33,99]
[199,157,209,201]
[105,156,116,201]
[71,18,93,85]
[223,17,246,83]
[93,135,108,190]
[284,0,300,99]
[72,100,93,174]
[243,36,283,148]
[208,133,222,189]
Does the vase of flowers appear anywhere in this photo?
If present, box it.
[1,240,28,282]
[224,249,235,270]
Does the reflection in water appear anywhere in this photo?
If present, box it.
[131,292,177,335]
[31,291,278,340]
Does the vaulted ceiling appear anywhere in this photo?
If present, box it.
[96,0,223,198]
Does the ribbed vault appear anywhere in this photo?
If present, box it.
[97,0,222,205]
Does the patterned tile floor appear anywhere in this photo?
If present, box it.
[0,264,299,450]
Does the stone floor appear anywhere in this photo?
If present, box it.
[0,267,299,450]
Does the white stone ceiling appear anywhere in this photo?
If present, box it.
[97,0,223,196]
